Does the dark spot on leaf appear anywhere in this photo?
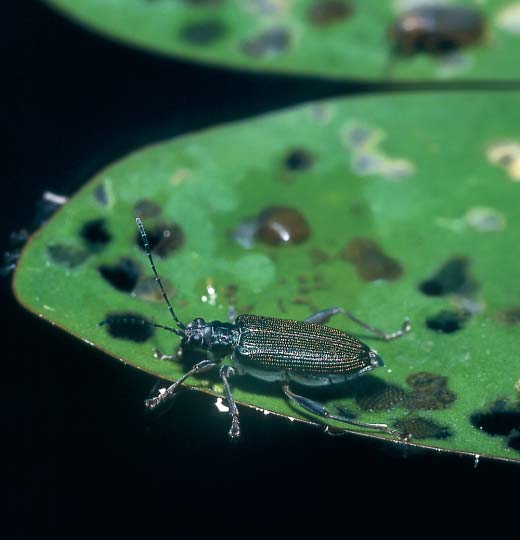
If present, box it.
[470,400,520,436]
[389,6,485,56]
[419,256,475,296]
[426,309,468,334]
[47,244,90,268]
[394,416,453,440]
[100,312,155,342]
[133,199,162,219]
[341,237,403,281]
[356,383,406,411]
[98,258,142,293]
[284,148,315,172]
[497,306,520,325]
[93,185,108,206]
[404,372,456,410]
[80,219,111,252]
[180,20,227,46]
[255,207,311,246]
[241,27,291,58]
[307,0,354,26]
[133,276,174,303]
[135,222,185,257]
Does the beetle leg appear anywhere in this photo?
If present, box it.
[282,384,403,439]
[220,365,240,439]
[304,307,411,341]
[153,348,177,361]
[144,359,217,410]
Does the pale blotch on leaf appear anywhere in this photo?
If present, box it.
[170,168,192,187]
[496,2,520,35]
[245,0,291,17]
[241,26,292,59]
[343,121,415,181]
[465,207,506,232]
[228,254,275,291]
[436,206,506,233]
[486,140,520,181]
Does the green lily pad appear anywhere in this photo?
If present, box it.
[44,0,520,81]
[14,92,520,462]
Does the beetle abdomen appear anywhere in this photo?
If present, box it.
[235,314,377,375]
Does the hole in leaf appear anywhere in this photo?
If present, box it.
[135,222,185,258]
[283,148,315,172]
[426,309,468,334]
[470,400,520,436]
[80,219,111,252]
[100,312,155,342]
[98,258,142,292]
[340,237,403,281]
[419,256,475,296]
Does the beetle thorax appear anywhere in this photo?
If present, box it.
[182,318,238,356]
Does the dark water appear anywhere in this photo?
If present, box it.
[2,2,517,536]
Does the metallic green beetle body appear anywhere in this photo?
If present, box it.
[233,314,382,386]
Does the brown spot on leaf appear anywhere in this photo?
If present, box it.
[341,237,403,281]
[233,206,310,248]
[404,372,456,410]
[394,416,452,440]
[134,199,162,219]
[307,0,354,27]
[389,6,485,56]
[135,222,185,257]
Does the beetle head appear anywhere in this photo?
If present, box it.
[183,317,212,349]
[369,349,384,368]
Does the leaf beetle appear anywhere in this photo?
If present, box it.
[136,218,411,439]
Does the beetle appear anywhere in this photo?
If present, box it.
[389,5,485,56]
[136,217,411,439]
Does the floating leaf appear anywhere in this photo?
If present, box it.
[14,92,520,462]
[44,0,520,80]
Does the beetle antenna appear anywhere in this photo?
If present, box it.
[136,217,185,330]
